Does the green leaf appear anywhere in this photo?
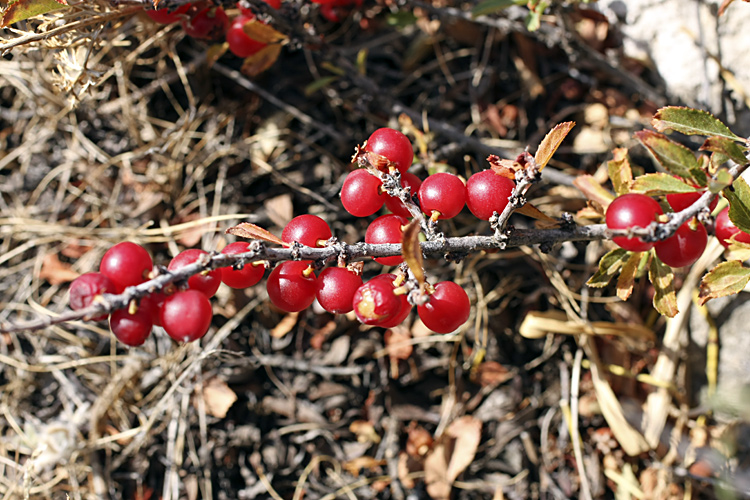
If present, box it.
[386,11,417,26]
[587,248,629,288]
[700,136,748,165]
[607,148,633,196]
[699,260,750,305]
[652,106,741,142]
[708,169,734,194]
[1,0,67,27]
[630,173,697,196]
[534,121,575,171]
[616,251,643,301]
[649,257,678,317]
[471,0,524,17]
[634,130,706,185]
[723,177,750,234]
[304,76,339,96]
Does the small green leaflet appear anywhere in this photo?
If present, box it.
[634,130,706,185]
[629,173,697,196]
[1,0,68,28]
[649,257,678,317]
[471,0,525,17]
[699,260,750,305]
[587,248,629,288]
[652,106,741,142]
[700,136,748,166]
[708,169,733,194]
[723,177,750,234]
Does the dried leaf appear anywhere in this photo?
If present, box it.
[699,260,750,305]
[39,253,79,285]
[534,121,575,170]
[384,328,413,360]
[573,174,615,209]
[202,377,238,418]
[652,106,740,142]
[205,42,228,67]
[700,136,748,165]
[424,442,451,500]
[723,177,750,234]
[342,456,386,477]
[402,219,425,286]
[634,130,705,185]
[587,248,629,288]
[444,416,482,483]
[226,221,287,246]
[487,155,518,180]
[630,173,697,197]
[406,422,434,458]
[241,44,282,78]
[649,257,678,317]
[474,361,511,387]
[349,420,381,444]
[515,203,558,225]
[263,193,294,229]
[1,0,68,28]
[270,311,298,338]
[607,148,633,196]
[242,19,287,44]
[616,251,643,301]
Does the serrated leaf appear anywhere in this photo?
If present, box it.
[607,148,633,196]
[226,222,287,246]
[699,260,750,305]
[240,43,282,78]
[471,0,523,17]
[634,130,705,184]
[649,257,678,317]
[242,19,287,44]
[723,177,750,234]
[587,248,629,288]
[515,203,557,225]
[402,219,425,286]
[304,76,339,96]
[1,0,68,27]
[630,173,697,196]
[616,251,643,301]
[700,136,748,165]
[709,169,733,194]
[573,174,615,208]
[652,106,741,142]
[534,121,575,171]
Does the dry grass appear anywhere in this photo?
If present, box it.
[2,1,750,499]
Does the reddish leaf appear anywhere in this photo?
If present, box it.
[486,155,518,180]
[534,121,575,170]
[225,222,287,246]
[1,0,68,28]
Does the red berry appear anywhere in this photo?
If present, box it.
[364,128,414,173]
[266,261,317,312]
[605,193,663,252]
[465,170,515,220]
[418,173,466,220]
[109,308,153,346]
[315,267,363,314]
[384,172,422,218]
[715,206,750,248]
[161,290,214,343]
[341,169,386,217]
[281,214,332,248]
[655,220,708,268]
[100,242,153,292]
[168,249,222,298]
[369,274,411,328]
[365,214,408,266]
[182,5,229,40]
[69,272,117,321]
[145,3,190,24]
[666,191,718,212]
[140,291,167,327]
[226,14,267,58]
[417,281,470,333]
[220,242,266,289]
[352,278,403,325]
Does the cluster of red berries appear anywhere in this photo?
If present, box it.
[604,187,746,268]
[68,241,265,346]
[144,0,359,57]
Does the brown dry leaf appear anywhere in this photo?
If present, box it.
[39,253,79,285]
[384,328,413,360]
[60,243,92,259]
[534,121,575,170]
[572,174,615,208]
[226,221,287,246]
[398,452,419,489]
[424,441,451,500]
[176,213,206,248]
[241,44,282,78]
[474,361,511,387]
[486,155,518,180]
[202,377,238,419]
[406,422,434,458]
[242,19,287,44]
[270,311,298,338]
[402,219,425,286]
[264,193,294,229]
[515,203,558,225]
[445,416,482,483]
[349,420,381,444]
[342,456,386,477]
